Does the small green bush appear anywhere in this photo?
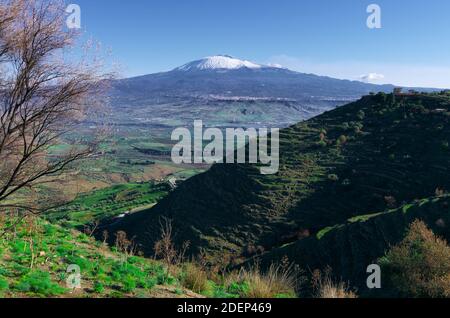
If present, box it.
[316,140,327,148]
[121,275,137,292]
[0,276,9,291]
[227,281,249,296]
[0,267,11,277]
[43,224,57,236]
[337,135,347,145]
[93,282,105,293]
[154,266,175,285]
[65,254,95,273]
[14,270,66,296]
[328,174,339,182]
[142,276,157,290]
[357,110,366,120]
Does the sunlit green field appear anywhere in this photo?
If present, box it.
[47,182,172,228]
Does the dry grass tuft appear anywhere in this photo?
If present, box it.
[181,263,210,294]
[312,268,357,298]
[237,263,299,298]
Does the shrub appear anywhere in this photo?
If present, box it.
[0,276,9,291]
[357,110,366,120]
[14,270,66,296]
[155,267,176,285]
[227,281,249,296]
[153,217,190,267]
[120,275,137,293]
[93,282,105,293]
[65,254,95,273]
[143,276,157,290]
[115,231,137,257]
[316,140,327,148]
[379,220,450,298]
[352,122,364,133]
[110,261,158,291]
[337,135,347,145]
[328,174,339,182]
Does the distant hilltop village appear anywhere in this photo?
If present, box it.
[393,87,420,96]
[393,87,450,96]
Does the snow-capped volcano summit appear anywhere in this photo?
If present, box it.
[175,55,263,71]
[114,55,397,107]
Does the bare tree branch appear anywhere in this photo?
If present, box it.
[0,0,114,214]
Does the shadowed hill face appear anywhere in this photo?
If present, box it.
[257,195,450,295]
[105,93,450,263]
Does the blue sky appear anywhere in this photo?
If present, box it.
[73,0,450,88]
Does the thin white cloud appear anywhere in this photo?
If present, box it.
[267,63,285,69]
[359,73,385,83]
[267,55,450,89]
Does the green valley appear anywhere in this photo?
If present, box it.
[47,182,171,228]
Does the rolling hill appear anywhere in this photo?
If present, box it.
[102,91,450,289]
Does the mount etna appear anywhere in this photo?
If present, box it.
[107,55,402,130]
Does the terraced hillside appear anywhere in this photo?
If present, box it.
[105,92,450,269]
[257,194,450,294]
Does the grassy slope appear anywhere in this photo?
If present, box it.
[0,217,298,298]
[104,93,450,263]
[0,217,203,298]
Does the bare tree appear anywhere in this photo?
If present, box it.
[0,0,112,214]
[153,217,190,267]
